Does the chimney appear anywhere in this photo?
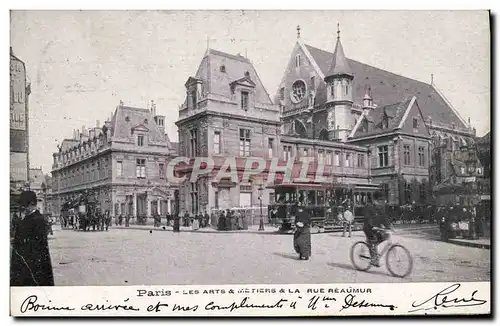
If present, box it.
[96,120,100,128]
[89,129,95,139]
[151,100,156,116]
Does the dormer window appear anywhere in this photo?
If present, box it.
[220,65,226,73]
[295,54,301,68]
[344,80,349,96]
[158,118,164,126]
[241,91,249,111]
[279,87,285,101]
[361,119,369,133]
[144,119,148,124]
[382,116,389,129]
[191,90,197,110]
[125,116,130,122]
[413,117,418,129]
[244,71,250,77]
[137,134,144,147]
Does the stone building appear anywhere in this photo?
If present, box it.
[28,168,47,213]
[51,101,178,218]
[175,49,281,213]
[274,26,477,205]
[10,47,31,193]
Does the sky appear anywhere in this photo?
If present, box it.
[10,10,490,174]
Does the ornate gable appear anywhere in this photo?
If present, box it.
[230,75,256,93]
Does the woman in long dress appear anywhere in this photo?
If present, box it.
[217,210,226,231]
[173,214,180,232]
[293,206,311,260]
[192,214,200,230]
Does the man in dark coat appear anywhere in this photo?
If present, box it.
[293,204,312,260]
[11,191,54,286]
[363,193,392,267]
[172,214,180,232]
[217,210,226,231]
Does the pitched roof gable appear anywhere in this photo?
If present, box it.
[304,44,468,129]
[351,98,412,138]
[111,106,169,145]
[193,49,272,105]
[326,38,353,77]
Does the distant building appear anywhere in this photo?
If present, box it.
[28,168,46,213]
[51,101,178,218]
[10,47,31,193]
[275,26,476,205]
[175,49,282,213]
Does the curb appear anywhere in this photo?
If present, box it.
[447,239,491,250]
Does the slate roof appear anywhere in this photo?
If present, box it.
[304,44,467,129]
[326,38,353,77]
[353,98,412,138]
[191,49,273,105]
[477,131,490,145]
[111,105,171,145]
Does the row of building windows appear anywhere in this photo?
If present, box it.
[402,144,426,167]
[56,157,110,189]
[378,181,429,204]
[115,159,166,179]
[377,145,427,168]
[283,146,366,168]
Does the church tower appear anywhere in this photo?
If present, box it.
[324,24,354,141]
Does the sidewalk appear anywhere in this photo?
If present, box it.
[447,238,491,250]
[111,224,282,235]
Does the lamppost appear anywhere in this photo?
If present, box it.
[41,182,47,215]
[258,184,264,231]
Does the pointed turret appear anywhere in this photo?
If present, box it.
[324,23,354,142]
[325,25,353,79]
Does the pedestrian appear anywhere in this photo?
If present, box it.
[105,211,112,231]
[192,214,200,230]
[342,208,353,238]
[125,214,130,227]
[183,211,190,227]
[153,212,161,228]
[217,210,226,231]
[173,214,180,232]
[166,213,172,227]
[293,203,311,260]
[11,191,55,286]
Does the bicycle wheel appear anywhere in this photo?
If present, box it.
[350,241,372,272]
[386,244,413,278]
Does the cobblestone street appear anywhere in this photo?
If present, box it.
[48,226,490,286]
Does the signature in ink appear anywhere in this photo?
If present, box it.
[20,295,76,313]
[409,283,487,313]
[340,294,396,311]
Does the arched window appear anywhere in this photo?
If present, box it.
[295,54,301,68]
[319,129,329,141]
[294,119,307,137]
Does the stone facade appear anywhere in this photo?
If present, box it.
[51,102,178,218]
[176,50,281,214]
[10,47,30,191]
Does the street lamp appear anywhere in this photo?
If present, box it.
[41,182,47,215]
[258,184,264,231]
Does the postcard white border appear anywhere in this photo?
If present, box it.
[10,282,490,316]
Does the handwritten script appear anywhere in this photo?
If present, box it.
[409,283,487,313]
[340,294,397,311]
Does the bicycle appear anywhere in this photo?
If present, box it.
[350,227,413,278]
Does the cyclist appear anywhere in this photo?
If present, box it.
[363,192,393,267]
